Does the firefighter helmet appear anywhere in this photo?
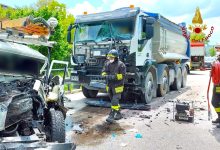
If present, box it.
[107,49,119,58]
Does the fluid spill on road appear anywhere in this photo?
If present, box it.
[72,120,131,145]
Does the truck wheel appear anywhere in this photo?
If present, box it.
[181,67,187,88]
[171,68,182,91]
[82,86,98,98]
[157,69,169,97]
[143,71,155,103]
[45,109,65,143]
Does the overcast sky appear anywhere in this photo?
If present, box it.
[1,0,219,45]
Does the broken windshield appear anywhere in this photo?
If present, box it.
[74,18,135,43]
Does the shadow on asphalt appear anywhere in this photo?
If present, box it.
[149,86,191,110]
[210,127,220,143]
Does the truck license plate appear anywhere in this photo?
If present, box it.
[71,76,79,81]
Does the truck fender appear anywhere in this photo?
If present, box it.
[156,64,169,84]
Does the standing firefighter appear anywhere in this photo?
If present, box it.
[102,49,126,123]
[211,54,220,128]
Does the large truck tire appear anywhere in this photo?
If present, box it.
[171,68,182,91]
[45,109,65,143]
[181,67,187,88]
[157,69,169,97]
[143,71,155,103]
[82,86,98,98]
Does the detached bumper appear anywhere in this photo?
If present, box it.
[0,142,76,150]
[0,134,76,150]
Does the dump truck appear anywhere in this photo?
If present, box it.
[190,42,205,70]
[67,7,190,103]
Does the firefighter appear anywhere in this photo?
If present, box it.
[101,49,126,123]
[211,54,220,128]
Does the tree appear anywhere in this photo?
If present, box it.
[0,0,74,61]
[209,47,216,57]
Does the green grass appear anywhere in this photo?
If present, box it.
[64,83,74,92]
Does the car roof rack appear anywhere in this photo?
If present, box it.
[0,16,58,47]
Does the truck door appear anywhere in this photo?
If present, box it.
[136,16,152,66]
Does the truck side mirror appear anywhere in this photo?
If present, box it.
[145,25,154,40]
[67,24,76,44]
[145,17,155,40]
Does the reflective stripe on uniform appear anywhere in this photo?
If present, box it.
[106,86,109,92]
[111,105,120,111]
[102,72,107,76]
[216,86,220,93]
[107,54,115,58]
[215,107,220,113]
[116,74,123,80]
[115,86,124,93]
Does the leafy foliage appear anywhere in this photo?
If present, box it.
[209,47,216,57]
[0,0,74,61]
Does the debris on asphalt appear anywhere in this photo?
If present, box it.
[135,133,143,138]
[72,124,84,134]
[128,128,138,133]
[112,133,116,138]
[164,122,169,126]
[139,114,151,119]
[120,143,128,147]
[176,145,182,149]
[199,107,206,111]
[145,124,151,128]
[132,111,139,115]
[88,115,93,118]
[166,108,171,112]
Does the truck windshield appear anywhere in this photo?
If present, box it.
[75,18,134,43]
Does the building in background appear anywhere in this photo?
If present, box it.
[0,4,10,9]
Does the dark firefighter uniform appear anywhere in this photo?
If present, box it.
[211,54,220,128]
[101,49,126,123]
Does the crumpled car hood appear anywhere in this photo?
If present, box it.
[0,41,47,76]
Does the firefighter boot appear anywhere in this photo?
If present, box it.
[114,110,123,120]
[106,110,116,123]
[212,114,220,124]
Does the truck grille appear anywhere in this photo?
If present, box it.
[86,58,98,66]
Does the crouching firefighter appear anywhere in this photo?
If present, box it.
[101,49,126,123]
[211,54,220,128]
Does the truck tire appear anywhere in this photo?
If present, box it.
[82,86,98,98]
[46,109,65,143]
[143,71,155,103]
[171,68,182,91]
[181,67,187,88]
[157,69,169,97]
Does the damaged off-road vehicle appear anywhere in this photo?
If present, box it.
[0,16,75,150]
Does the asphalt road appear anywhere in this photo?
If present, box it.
[65,70,220,150]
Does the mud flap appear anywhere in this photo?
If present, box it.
[85,100,151,111]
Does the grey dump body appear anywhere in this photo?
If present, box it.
[70,7,189,103]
